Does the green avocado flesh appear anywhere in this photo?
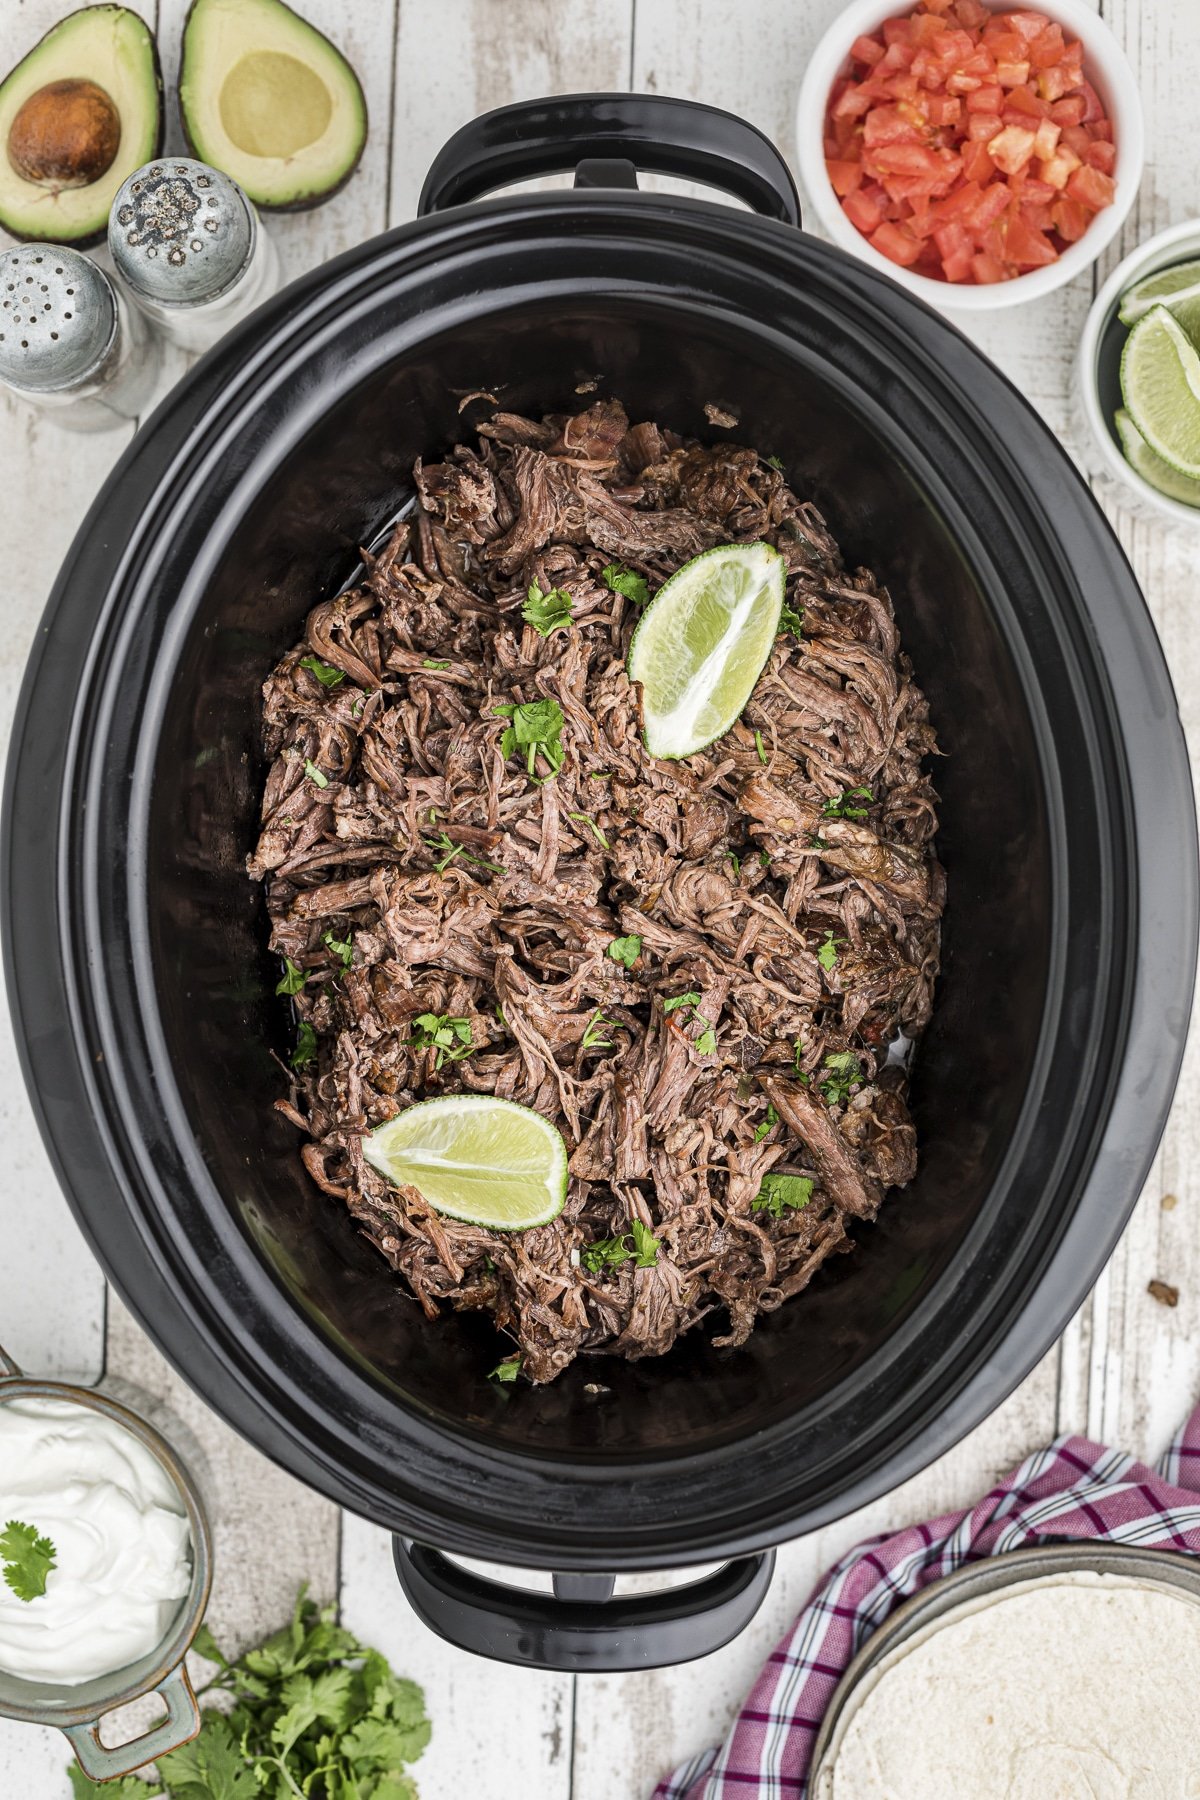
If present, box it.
[0,6,162,245]
[179,0,366,210]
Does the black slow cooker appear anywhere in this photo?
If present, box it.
[4,96,1196,1671]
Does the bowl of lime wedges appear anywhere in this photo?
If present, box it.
[1079,219,1200,525]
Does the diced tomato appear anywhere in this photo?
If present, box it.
[871,220,923,265]
[987,125,1036,174]
[971,250,1008,282]
[1085,138,1116,174]
[826,159,864,196]
[966,83,1004,111]
[1049,95,1086,127]
[823,3,1116,285]
[1051,196,1089,242]
[961,140,995,183]
[850,33,886,65]
[1066,163,1116,209]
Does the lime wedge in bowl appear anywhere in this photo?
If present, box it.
[628,541,785,760]
[1115,408,1200,508]
[1121,305,1200,478]
[1118,259,1200,327]
[363,1094,567,1230]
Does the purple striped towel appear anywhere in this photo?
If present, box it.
[654,1405,1200,1798]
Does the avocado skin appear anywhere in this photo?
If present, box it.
[0,6,163,247]
[177,0,368,213]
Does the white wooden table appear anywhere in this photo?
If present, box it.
[2,1,1198,1793]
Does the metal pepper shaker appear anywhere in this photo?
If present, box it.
[108,158,280,353]
[0,243,160,431]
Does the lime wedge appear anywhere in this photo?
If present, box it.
[363,1094,567,1230]
[1115,407,1200,508]
[1119,259,1200,327]
[628,542,785,760]
[1120,305,1200,478]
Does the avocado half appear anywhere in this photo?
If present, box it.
[179,0,367,211]
[0,6,162,246]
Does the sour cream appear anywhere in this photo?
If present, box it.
[0,1396,192,1685]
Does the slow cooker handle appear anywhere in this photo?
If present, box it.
[417,93,801,226]
[392,1537,776,1671]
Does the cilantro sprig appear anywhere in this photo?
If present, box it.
[1,1520,55,1602]
[290,1022,318,1070]
[820,1050,864,1106]
[607,934,642,969]
[422,830,507,876]
[66,1586,429,1800]
[523,581,574,637]
[488,1354,522,1385]
[816,930,843,974]
[822,786,873,821]
[581,1218,661,1273]
[275,958,306,997]
[298,655,345,688]
[409,1013,474,1069]
[494,698,566,782]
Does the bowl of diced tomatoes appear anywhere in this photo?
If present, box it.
[796,0,1143,308]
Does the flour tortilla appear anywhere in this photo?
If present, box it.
[820,1572,1200,1798]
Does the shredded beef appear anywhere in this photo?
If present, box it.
[249,399,943,1383]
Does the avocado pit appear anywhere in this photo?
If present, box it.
[8,78,122,190]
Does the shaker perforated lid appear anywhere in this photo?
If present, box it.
[0,245,117,393]
[108,158,253,307]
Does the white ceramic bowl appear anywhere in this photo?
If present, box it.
[796,0,1144,311]
[1076,219,1200,527]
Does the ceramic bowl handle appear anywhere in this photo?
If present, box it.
[63,1661,201,1781]
[418,92,801,225]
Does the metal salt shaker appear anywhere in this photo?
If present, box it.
[108,158,279,353]
[0,243,160,431]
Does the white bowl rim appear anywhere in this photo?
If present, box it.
[1078,217,1200,526]
[796,0,1145,313]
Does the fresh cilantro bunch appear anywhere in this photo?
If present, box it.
[493,698,565,782]
[2,1519,55,1601]
[66,1588,429,1800]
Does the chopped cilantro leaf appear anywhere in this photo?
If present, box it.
[816,930,841,974]
[663,989,702,1014]
[422,830,507,875]
[778,601,805,637]
[488,1354,522,1384]
[322,930,353,969]
[581,1234,633,1274]
[766,454,785,472]
[820,1050,863,1106]
[494,697,566,781]
[754,729,768,765]
[754,1102,779,1143]
[607,934,642,968]
[275,958,305,996]
[822,785,873,821]
[581,1009,615,1050]
[568,810,609,849]
[303,758,329,789]
[752,1173,814,1218]
[299,654,345,688]
[290,1022,318,1069]
[630,1218,660,1267]
[409,1013,474,1069]
[601,562,649,606]
[695,1024,718,1056]
[422,658,451,670]
[523,581,575,636]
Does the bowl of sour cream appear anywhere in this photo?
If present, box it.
[0,1343,212,1781]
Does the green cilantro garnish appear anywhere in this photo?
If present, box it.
[522,581,574,636]
[299,654,345,688]
[65,1586,430,1800]
[303,758,329,789]
[822,786,873,821]
[663,989,702,1014]
[322,929,353,969]
[754,1102,780,1143]
[630,1218,661,1267]
[568,810,609,849]
[581,1234,634,1274]
[728,851,741,877]
[694,1023,718,1056]
[752,1173,814,1217]
[488,1354,522,1384]
[422,830,507,875]
[494,697,566,781]
[581,1009,615,1050]
[290,1022,318,1069]
[759,849,771,867]
[588,769,612,781]
[409,1013,474,1069]
[1,1520,55,1602]
[607,934,642,968]
[778,601,805,637]
[816,930,841,974]
[754,729,768,765]
[275,958,305,997]
[422,658,452,670]
[351,696,364,719]
[820,1050,863,1106]
[766,454,785,473]
[601,562,649,606]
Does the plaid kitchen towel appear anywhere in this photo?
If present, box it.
[654,1403,1200,1799]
